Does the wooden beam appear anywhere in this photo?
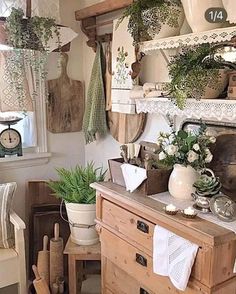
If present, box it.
[75,0,133,21]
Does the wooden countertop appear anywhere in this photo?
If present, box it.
[91,181,236,246]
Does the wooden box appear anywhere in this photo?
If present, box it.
[108,142,171,196]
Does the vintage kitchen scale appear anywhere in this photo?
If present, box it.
[182,119,236,221]
[0,117,23,157]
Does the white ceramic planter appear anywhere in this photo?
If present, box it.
[202,69,229,99]
[154,7,185,39]
[222,0,236,24]
[142,6,185,40]
[181,0,224,32]
[65,203,99,246]
[168,164,199,200]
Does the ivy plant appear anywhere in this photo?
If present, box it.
[4,8,61,112]
[116,0,182,44]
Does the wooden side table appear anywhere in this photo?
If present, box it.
[64,237,101,294]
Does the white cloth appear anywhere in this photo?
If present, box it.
[153,225,199,291]
[121,163,147,193]
[111,89,136,114]
[111,18,138,114]
[129,86,144,99]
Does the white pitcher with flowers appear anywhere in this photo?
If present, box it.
[157,125,216,200]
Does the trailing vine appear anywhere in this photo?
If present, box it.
[3,8,61,112]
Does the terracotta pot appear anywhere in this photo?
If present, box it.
[222,0,236,24]
[168,164,199,200]
[142,5,185,40]
[201,69,228,99]
[181,0,224,32]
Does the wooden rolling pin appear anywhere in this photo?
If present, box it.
[50,223,64,290]
[37,235,50,285]
[32,265,50,294]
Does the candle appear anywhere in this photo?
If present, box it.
[184,206,195,215]
[166,204,177,212]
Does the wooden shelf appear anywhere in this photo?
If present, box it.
[140,26,236,54]
[75,0,133,21]
[135,97,236,122]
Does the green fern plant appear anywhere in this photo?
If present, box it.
[47,162,106,204]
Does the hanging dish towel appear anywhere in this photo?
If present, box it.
[153,225,199,291]
[111,18,138,114]
[82,42,107,144]
[121,163,147,192]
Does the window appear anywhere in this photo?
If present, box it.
[0,111,37,149]
[0,49,50,169]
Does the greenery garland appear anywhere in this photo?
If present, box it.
[116,0,182,44]
[4,8,61,112]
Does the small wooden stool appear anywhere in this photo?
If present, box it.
[64,237,101,294]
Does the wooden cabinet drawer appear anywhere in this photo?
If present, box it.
[101,228,211,294]
[102,199,154,254]
[104,258,154,294]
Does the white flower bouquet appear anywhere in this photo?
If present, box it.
[157,125,216,170]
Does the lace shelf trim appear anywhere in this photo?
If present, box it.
[140,26,236,54]
[136,98,236,121]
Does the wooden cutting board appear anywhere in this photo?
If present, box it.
[108,111,146,144]
[47,53,84,133]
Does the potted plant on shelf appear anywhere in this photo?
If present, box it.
[47,162,106,245]
[4,7,61,112]
[157,125,216,200]
[166,43,233,110]
[117,0,184,44]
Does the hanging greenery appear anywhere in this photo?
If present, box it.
[3,8,61,112]
[165,44,235,110]
[116,0,182,44]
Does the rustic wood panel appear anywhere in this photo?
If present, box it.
[102,199,154,255]
[93,182,236,292]
[47,53,84,133]
[26,181,70,280]
[101,228,210,294]
[75,0,133,21]
[108,111,146,143]
[91,182,236,246]
[104,258,155,294]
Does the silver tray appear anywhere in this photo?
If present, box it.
[210,194,236,222]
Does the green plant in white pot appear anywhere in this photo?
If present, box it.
[117,0,184,44]
[48,162,106,245]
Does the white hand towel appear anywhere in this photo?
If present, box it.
[121,163,147,193]
[153,225,199,291]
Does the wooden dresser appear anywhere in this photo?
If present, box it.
[91,182,236,294]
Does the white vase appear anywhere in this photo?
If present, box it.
[65,203,99,246]
[181,0,224,32]
[168,164,199,200]
[222,0,236,24]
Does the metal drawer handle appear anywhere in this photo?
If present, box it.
[140,288,149,294]
[136,253,147,267]
[137,220,149,234]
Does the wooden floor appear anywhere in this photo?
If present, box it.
[0,275,101,294]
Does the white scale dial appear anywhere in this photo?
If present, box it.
[0,129,20,149]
